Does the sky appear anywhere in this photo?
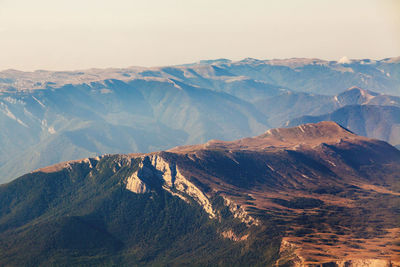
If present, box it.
[0,0,399,71]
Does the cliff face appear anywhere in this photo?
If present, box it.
[126,154,216,218]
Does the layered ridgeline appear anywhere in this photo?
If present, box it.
[0,122,399,266]
[265,86,400,127]
[1,58,400,183]
[286,87,400,147]
[0,79,268,183]
[287,105,400,148]
[2,57,400,95]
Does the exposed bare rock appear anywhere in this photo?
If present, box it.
[276,239,399,267]
[220,229,248,242]
[125,167,150,194]
[221,195,260,226]
[123,154,216,218]
[335,259,396,267]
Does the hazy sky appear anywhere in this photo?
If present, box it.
[0,0,399,71]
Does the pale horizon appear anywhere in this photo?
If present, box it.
[1,0,399,71]
[1,55,400,73]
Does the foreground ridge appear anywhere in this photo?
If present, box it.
[1,122,399,266]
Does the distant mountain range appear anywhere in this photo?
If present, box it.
[2,57,399,95]
[0,57,399,183]
[1,122,399,266]
[256,86,400,126]
[287,105,400,147]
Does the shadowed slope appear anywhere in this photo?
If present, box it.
[0,122,399,266]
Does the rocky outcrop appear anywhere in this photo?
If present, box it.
[125,153,216,218]
[276,239,304,267]
[126,153,266,223]
[126,170,150,194]
[220,229,248,242]
[125,154,264,224]
[276,239,398,267]
[222,196,260,226]
[334,259,396,267]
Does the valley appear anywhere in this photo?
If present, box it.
[1,57,399,183]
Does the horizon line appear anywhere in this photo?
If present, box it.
[1,55,399,73]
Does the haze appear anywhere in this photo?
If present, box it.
[0,0,399,71]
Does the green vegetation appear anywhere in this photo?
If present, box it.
[0,125,399,266]
[0,155,282,266]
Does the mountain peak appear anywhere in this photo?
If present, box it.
[336,86,379,105]
[170,122,357,153]
[263,121,353,139]
[197,58,231,65]
[346,86,364,92]
[345,86,377,96]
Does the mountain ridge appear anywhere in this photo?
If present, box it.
[1,56,399,183]
[168,121,358,153]
[287,105,400,147]
[1,57,399,95]
[2,121,399,266]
